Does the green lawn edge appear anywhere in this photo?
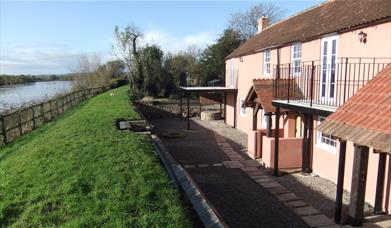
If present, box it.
[0,86,193,227]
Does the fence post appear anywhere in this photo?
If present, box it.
[310,61,315,107]
[1,115,7,145]
[18,111,23,136]
[31,106,36,129]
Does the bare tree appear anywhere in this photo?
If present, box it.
[112,24,143,93]
[72,54,109,89]
[228,3,284,40]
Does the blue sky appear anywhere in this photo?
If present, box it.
[0,0,322,75]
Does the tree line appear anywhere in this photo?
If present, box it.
[0,74,74,86]
[73,3,283,98]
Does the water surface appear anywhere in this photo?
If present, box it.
[0,81,73,112]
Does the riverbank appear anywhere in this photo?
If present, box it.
[0,86,193,226]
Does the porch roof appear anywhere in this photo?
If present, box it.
[180,86,237,92]
[245,79,276,113]
[317,64,391,154]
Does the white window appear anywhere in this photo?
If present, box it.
[239,98,246,116]
[317,116,337,152]
[263,50,271,76]
[291,43,302,76]
[230,60,235,87]
[262,114,268,128]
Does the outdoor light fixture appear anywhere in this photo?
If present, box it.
[358,30,367,44]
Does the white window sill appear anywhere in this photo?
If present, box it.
[315,142,337,154]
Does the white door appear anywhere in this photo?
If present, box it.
[320,35,338,102]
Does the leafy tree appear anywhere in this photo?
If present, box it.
[228,3,283,40]
[138,45,164,97]
[199,29,243,85]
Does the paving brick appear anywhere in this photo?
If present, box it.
[276,193,299,202]
[292,206,319,216]
[268,187,291,195]
[301,214,335,227]
[198,164,210,168]
[183,164,195,168]
[223,161,244,168]
[259,181,284,189]
[240,159,261,167]
[254,178,274,183]
[283,200,307,208]
[241,166,259,172]
[213,163,223,167]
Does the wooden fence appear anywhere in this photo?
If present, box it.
[0,87,107,146]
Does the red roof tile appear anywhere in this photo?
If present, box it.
[317,64,391,153]
[227,0,391,59]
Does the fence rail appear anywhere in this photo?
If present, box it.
[273,57,390,108]
[0,87,107,146]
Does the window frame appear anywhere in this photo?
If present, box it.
[263,50,271,76]
[291,43,302,76]
[316,116,337,153]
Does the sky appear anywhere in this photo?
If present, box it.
[0,0,322,75]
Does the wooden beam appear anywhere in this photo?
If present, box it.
[348,144,369,227]
[302,114,309,173]
[374,152,387,214]
[335,140,347,223]
[252,104,259,131]
[187,92,190,130]
[274,107,280,176]
[266,112,272,137]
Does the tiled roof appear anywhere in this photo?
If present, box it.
[245,79,297,113]
[227,0,391,59]
[317,64,391,154]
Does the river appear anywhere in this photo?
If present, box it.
[0,81,73,112]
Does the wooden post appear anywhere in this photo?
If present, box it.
[1,115,7,144]
[335,140,347,223]
[252,104,258,131]
[348,144,369,227]
[224,91,227,124]
[187,91,190,130]
[302,114,309,173]
[274,107,280,176]
[179,91,183,118]
[266,112,272,137]
[385,155,391,214]
[31,106,36,129]
[374,152,387,214]
[233,91,237,128]
[18,111,23,136]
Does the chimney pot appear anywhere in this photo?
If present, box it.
[258,16,270,33]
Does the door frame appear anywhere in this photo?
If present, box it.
[320,34,339,103]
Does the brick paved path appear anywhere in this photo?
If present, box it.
[151,118,340,228]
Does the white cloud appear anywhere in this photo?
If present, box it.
[142,30,217,53]
[0,30,218,75]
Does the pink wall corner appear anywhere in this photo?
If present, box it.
[262,136,303,169]
[247,130,262,159]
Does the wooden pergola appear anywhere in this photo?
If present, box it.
[318,64,391,226]
[179,87,237,130]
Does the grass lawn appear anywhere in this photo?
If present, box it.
[0,86,193,227]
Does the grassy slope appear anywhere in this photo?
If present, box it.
[0,86,192,227]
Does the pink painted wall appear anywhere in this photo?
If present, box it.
[312,116,391,213]
[225,21,391,213]
[262,136,303,169]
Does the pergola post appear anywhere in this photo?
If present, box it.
[179,91,183,119]
[335,140,347,223]
[266,112,272,137]
[233,91,237,128]
[374,151,387,214]
[224,91,227,124]
[302,114,312,173]
[252,104,259,131]
[274,107,280,176]
[187,91,190,130]
[348,144,369,227]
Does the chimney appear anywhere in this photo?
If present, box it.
[257,16,270,33]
